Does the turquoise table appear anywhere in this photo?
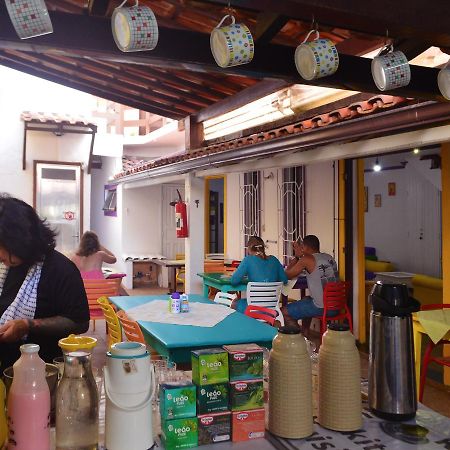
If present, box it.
[197,272,247,298]
[109,294,276,364]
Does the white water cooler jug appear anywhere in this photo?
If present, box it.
[104,342,155,450]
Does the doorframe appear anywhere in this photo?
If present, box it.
[33,160,84,234]
[204,175,227,255]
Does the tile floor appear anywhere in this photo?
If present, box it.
[85,285,450,418]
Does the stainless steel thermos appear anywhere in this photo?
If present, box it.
[368,282,420,421]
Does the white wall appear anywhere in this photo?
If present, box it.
[90,156,124,272]
[122,185,163,255]
[223,161,337,262]
[365,163,441,277]
[305,161,336,255]
[226,173,242,260]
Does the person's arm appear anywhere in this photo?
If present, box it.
[285,256,309,280]
[285,256,299,271]
[0,316,88,342]
[230,257,248,285]
[99,249,117,264]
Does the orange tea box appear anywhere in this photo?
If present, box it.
[231,408,265,442]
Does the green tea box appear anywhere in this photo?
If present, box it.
[229,379,264,411]
[231,409,265,442]
[223,343,263,381]
[191,348,229,386]
[197,383,229,414]
[198,411,231,445]
[161,417,198,450]
[160,382,197,420]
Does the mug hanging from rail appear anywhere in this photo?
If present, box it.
[371,44,410,91]
[295,29,339,81]
[112,0,159,52]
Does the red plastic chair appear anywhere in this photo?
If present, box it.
[312,281,353,336]
[245,305,278,326]
[419,303,450,402]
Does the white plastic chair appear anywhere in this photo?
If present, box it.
[213,291,237,307]
[247,282,284,326]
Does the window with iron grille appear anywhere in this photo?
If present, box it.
[280,166,305,265]
[240,171,261,254]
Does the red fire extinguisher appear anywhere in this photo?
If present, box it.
[173,189,188,238]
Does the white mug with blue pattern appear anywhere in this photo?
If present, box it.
[210,15,254,68]
[295,30,339,80]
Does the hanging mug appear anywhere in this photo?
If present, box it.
[294,30,339,80]
[438,62,450,100]
[5,0,53,40]
[371,45,410,91]
[210,15,254,68]
[112,0,159,52]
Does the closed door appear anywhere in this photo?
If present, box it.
[35,162,82,255]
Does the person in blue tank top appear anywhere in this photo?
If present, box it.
[230,236,287,313]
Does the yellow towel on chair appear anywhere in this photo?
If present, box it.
[417,309,450,344]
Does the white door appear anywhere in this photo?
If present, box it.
[406,177,442,277]
[162,184,185,259]
[35,162,82,256]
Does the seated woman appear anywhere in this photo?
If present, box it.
[230,236,287,313]
[71,231,117,279]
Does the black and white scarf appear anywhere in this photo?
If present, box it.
[0,262,43,325]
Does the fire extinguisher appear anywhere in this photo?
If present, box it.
[173,189,188,238]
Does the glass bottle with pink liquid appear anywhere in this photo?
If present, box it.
[7,343,50,450]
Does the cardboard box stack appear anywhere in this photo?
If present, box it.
[160,381,198,450]
[192,348,231,446]
[224,344,265,442]
[161,344,265,448]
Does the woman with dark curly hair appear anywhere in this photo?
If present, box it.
[71,231,116,279]
[0,194,90,371]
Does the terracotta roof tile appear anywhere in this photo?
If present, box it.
[114,95,412,179]
[21,111,96,127]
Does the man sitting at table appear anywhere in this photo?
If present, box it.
[282,235,338,331]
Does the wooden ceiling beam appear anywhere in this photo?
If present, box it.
[195,80,290,123]
[44,54,213,108]
[0,6,444,100]
[253,13,290,46]
[195,0,450,47]
[0,52,187,119]
[6,50,198,115]
[88,0,111,16]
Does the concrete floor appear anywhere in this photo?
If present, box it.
[86,285,450,419]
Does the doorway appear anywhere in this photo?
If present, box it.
[34,161,83,255]
[205,176,226,254]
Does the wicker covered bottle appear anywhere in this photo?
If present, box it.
[318,323,362,431]
[268,326,313,438]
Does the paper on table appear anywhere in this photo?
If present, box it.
[126,300,235,327]
[417,309,450,344]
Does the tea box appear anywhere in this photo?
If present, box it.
[160,382,197,420]
[231,409,265,442]
[191,348,229,386]
[198,411,231,445]
[161,417,198,450]
[224,343,263,381]
[197,383,229,414]
[229,379,264,411]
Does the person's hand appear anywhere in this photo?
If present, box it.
[0,319,29,342]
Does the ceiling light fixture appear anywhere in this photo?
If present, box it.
[373,157,382,172]
[413,147,420,154]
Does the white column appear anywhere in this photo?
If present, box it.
[185,173,205,294]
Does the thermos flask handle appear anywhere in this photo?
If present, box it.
[104,366,154,411]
